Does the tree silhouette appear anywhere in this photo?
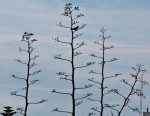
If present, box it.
[88,28,121,116]
[112,64,148,116]
[11,32,47,116]
[52,3,94,116]
[1,106,16,116]
[88,28,148,116]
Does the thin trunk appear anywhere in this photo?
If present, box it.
[118,73,138,116]
[71,14,76,116]
[100,39,105,116]
[24,40,30,116]
[71,37,75,116]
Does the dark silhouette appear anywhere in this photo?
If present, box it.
[11,32,47,116]
[113,64,148,116]
[52,3,93,116]
[88,28,121,116]
[88,28,148,116]
[1,106,16,116]
[72,26,79,31]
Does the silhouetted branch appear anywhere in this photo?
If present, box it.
[56,72,68,76]
[52,37,71,44]
[75,101,83,106]
[88,78,101,85]
[74,41,86,49]
[30,55,39,60]
[104,89,116,96]
[18,47,28,53]
[29,79,39,86]
[104,104,119,111]
[29,62,37,69]
[112,64,147,116]
[91,107,100,113]
[73,52,82,56]
[72,21,79,25]
[73,33,83,39]
[89,70,102,75]
[57,22,70,29]
[75,93,92,101]
[90,54,103,59]
[11,74,26,80]
[60,77,72,81]
[120,79,132,88]
[73,14,85,21]
[105,58,118,63]
[52,108,72,114]
[76,84,93,90]
[99,28,111,41]
[94,41,103,46]
[105,73,121,79]
[88,112,96,116]
[51,89,72,96]
[56,72,72,81]
[103,46,114,50]
[28,99,48,105]
[127,105,140,113]
[16,107,24,115]
[29,70,41,75]
[54,54,71,63]
[75,62,95,69]
[15,59,27,65]
[11,91,25,98]
[88,98,101,103]
[77,24,86,31]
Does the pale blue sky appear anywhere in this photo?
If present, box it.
[0,0,150,116]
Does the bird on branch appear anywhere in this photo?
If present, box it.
[72,26,79,31]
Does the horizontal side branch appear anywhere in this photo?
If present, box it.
[51,89,72,96]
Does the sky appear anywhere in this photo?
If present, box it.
[0,0,150,116]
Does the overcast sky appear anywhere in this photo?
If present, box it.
[0,0,150,116]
